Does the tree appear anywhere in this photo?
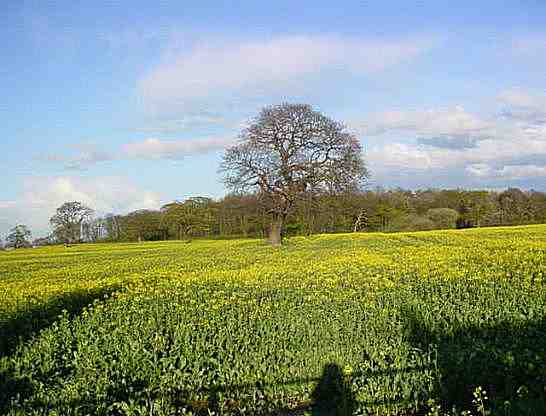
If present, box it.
[220,103,368,245]
[529,190,546,224]
[216,193,267,237]
[498,188,532,225]
[6,225,32,249]
[119,210,165,242]
[82,217,107,242]
[50,202,94,244]
[426,208,459,229]
[370,203,402,232]
[353,208,369,232]
[161,197,216,240]
[467,191,497,227]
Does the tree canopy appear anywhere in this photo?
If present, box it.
[6,224,32,249]
[50,202,94,244]
[161,197,215,240]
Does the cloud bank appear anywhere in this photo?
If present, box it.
[362,90,546,184]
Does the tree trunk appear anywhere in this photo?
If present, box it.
[268,216,284,246]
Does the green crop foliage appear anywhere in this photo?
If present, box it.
[1,225,545,415]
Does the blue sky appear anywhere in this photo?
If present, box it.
[2,0,546,237]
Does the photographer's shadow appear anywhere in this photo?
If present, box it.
[309,363,357,416]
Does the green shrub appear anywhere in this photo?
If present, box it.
[426,208,460,229]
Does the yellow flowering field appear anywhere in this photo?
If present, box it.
[1,225,545,415]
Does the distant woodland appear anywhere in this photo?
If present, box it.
[21,187,546,246]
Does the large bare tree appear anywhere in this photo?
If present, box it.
[220,103,368,245]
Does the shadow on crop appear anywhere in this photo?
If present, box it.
[0,285,121,358]
[206,363,357,415]
[198,313,546,415]
[308,363,357,415]
[0,286,121,410]
[403,308,546,414]
[184,363,426,416]
[2,301,546,415]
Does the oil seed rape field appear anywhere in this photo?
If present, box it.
[1,225,546,415]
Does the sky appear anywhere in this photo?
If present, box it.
[1,0,546,237]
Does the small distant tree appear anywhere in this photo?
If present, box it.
[460,192,496,228]
[220,103,368,246]
[6,225,32,249]
[50,202,94,244]
[161,197,215,240]
[498,188,532,225]
[120,210,165,242]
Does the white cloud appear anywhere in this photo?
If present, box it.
[465,163,494,178]
[43,136,233,169]
[134,112,228,133]
[368,143,438,170]
[467,164,546,180]
[498,88,546,124]
[122,137,233,160]
[139,34,438,107]
[499,165,546,179]
[43,149,113,170]
[0,176,162,237]
[361,107,493,138]
[41,94,546,186]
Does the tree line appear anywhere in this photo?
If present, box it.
[3,187,546,249]
[68,187,546,242]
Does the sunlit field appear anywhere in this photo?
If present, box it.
[1,225,545,415]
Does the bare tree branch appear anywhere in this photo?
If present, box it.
[219,103,368,245]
